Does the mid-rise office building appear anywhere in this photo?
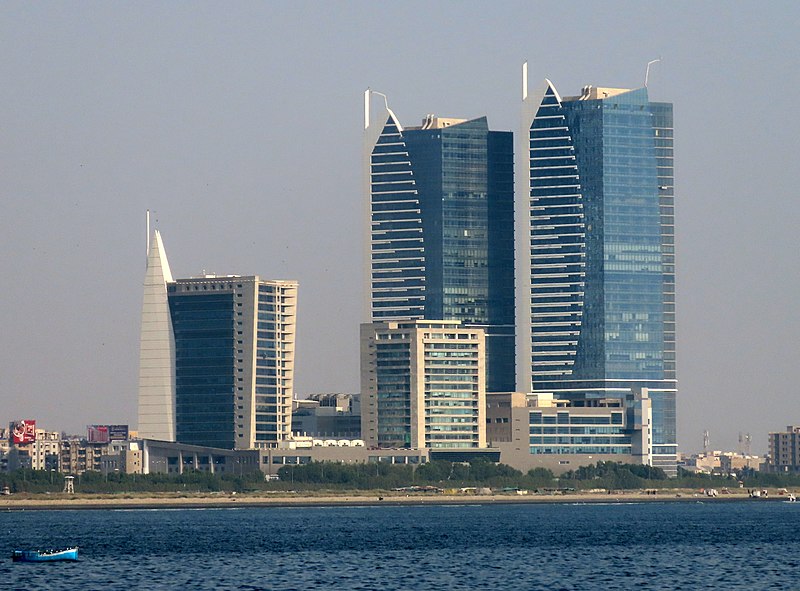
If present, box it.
[768,426,800,473]
[361,319,486,449]
[168,276,297,449]
[137,231,298,450]
[517,66,677,474]
[364,92,515,392]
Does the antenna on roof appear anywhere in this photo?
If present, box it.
[645,57,662,87]
[522,61,528,101]
[370,90,390,111]
[146,209,150,261]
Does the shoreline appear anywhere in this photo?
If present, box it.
[1,490,787,511]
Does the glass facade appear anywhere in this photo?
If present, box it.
[528,409,631,455]
[369,115,515,392]
[423,332,482,449]
[370,115,426,319]
[364,320,485,450]
[525,83,677,474]
[169,289,236,449]
[168,277,297,450]
[254,283,295,445]
[374,336,413,448]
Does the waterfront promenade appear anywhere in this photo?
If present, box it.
[0,488,782,510]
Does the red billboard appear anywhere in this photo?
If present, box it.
[11,420,36,444]
[87,425,110,443]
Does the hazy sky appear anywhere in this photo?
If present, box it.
[2,1,798,454]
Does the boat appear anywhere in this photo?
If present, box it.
[11,547,79,562]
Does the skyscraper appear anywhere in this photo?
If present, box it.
[137,231,298,449]
[517,66,677,474]
[363,91,515,392]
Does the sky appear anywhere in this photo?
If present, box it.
[1,1,798,455]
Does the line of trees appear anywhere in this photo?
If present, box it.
[0,468,269,495]
[3,461,800,495]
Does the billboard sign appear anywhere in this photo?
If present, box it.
[11,420,36,444]
[107,425,129,441]
[87,425,110,443]
[87,424,129,443]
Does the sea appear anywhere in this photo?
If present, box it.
[1,500,799,590]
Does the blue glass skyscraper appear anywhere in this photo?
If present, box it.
[364,92,515,393]
[517,71,676,474]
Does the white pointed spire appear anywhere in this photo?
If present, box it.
[151,230,173,283]
[137,229,176,441]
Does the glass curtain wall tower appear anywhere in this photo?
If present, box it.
[137,229,298,450]
[363,90,515,392]
[167,276,298,450]
[516,65,677,474]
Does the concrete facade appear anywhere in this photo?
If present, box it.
[169,276,298,449]
[769,426,800,473]
[138,230,176,441]
[361,320,486,450]
[292,394,361,438]
[30,430,60,470]
[487,390,652,475]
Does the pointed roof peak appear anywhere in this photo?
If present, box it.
[148,229,173,284]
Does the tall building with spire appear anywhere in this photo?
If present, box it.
[138,230,176,441]
[517,66,677,474]
[137,230,298,449]
[363,91,515,393]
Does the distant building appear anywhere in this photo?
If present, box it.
[100,441,144,475]
[1,428,11,472]
[137,230,298,450]
[768,426,800,473]
[59,439,106,475]
[141,439,262,476]
[364,94,516,393]
[487,390,652,474]
[518,68,677,475]
[682,451,763,475]
[361,319,486,449]
[30,429,60,471]
[292,394,361,438]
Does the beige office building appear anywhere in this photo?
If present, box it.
[361,320,486,449]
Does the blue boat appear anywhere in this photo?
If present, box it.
[12,547,78,562]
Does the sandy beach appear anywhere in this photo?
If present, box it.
[0,488,774,510]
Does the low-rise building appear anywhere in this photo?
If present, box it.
[30,429,60,471]
[59,439,108,474]
[292,393,361,438]
[100,441,144,475]
[682,451,763,475]
[488,390,652,475]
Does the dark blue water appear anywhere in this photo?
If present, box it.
[2,501,799,590]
